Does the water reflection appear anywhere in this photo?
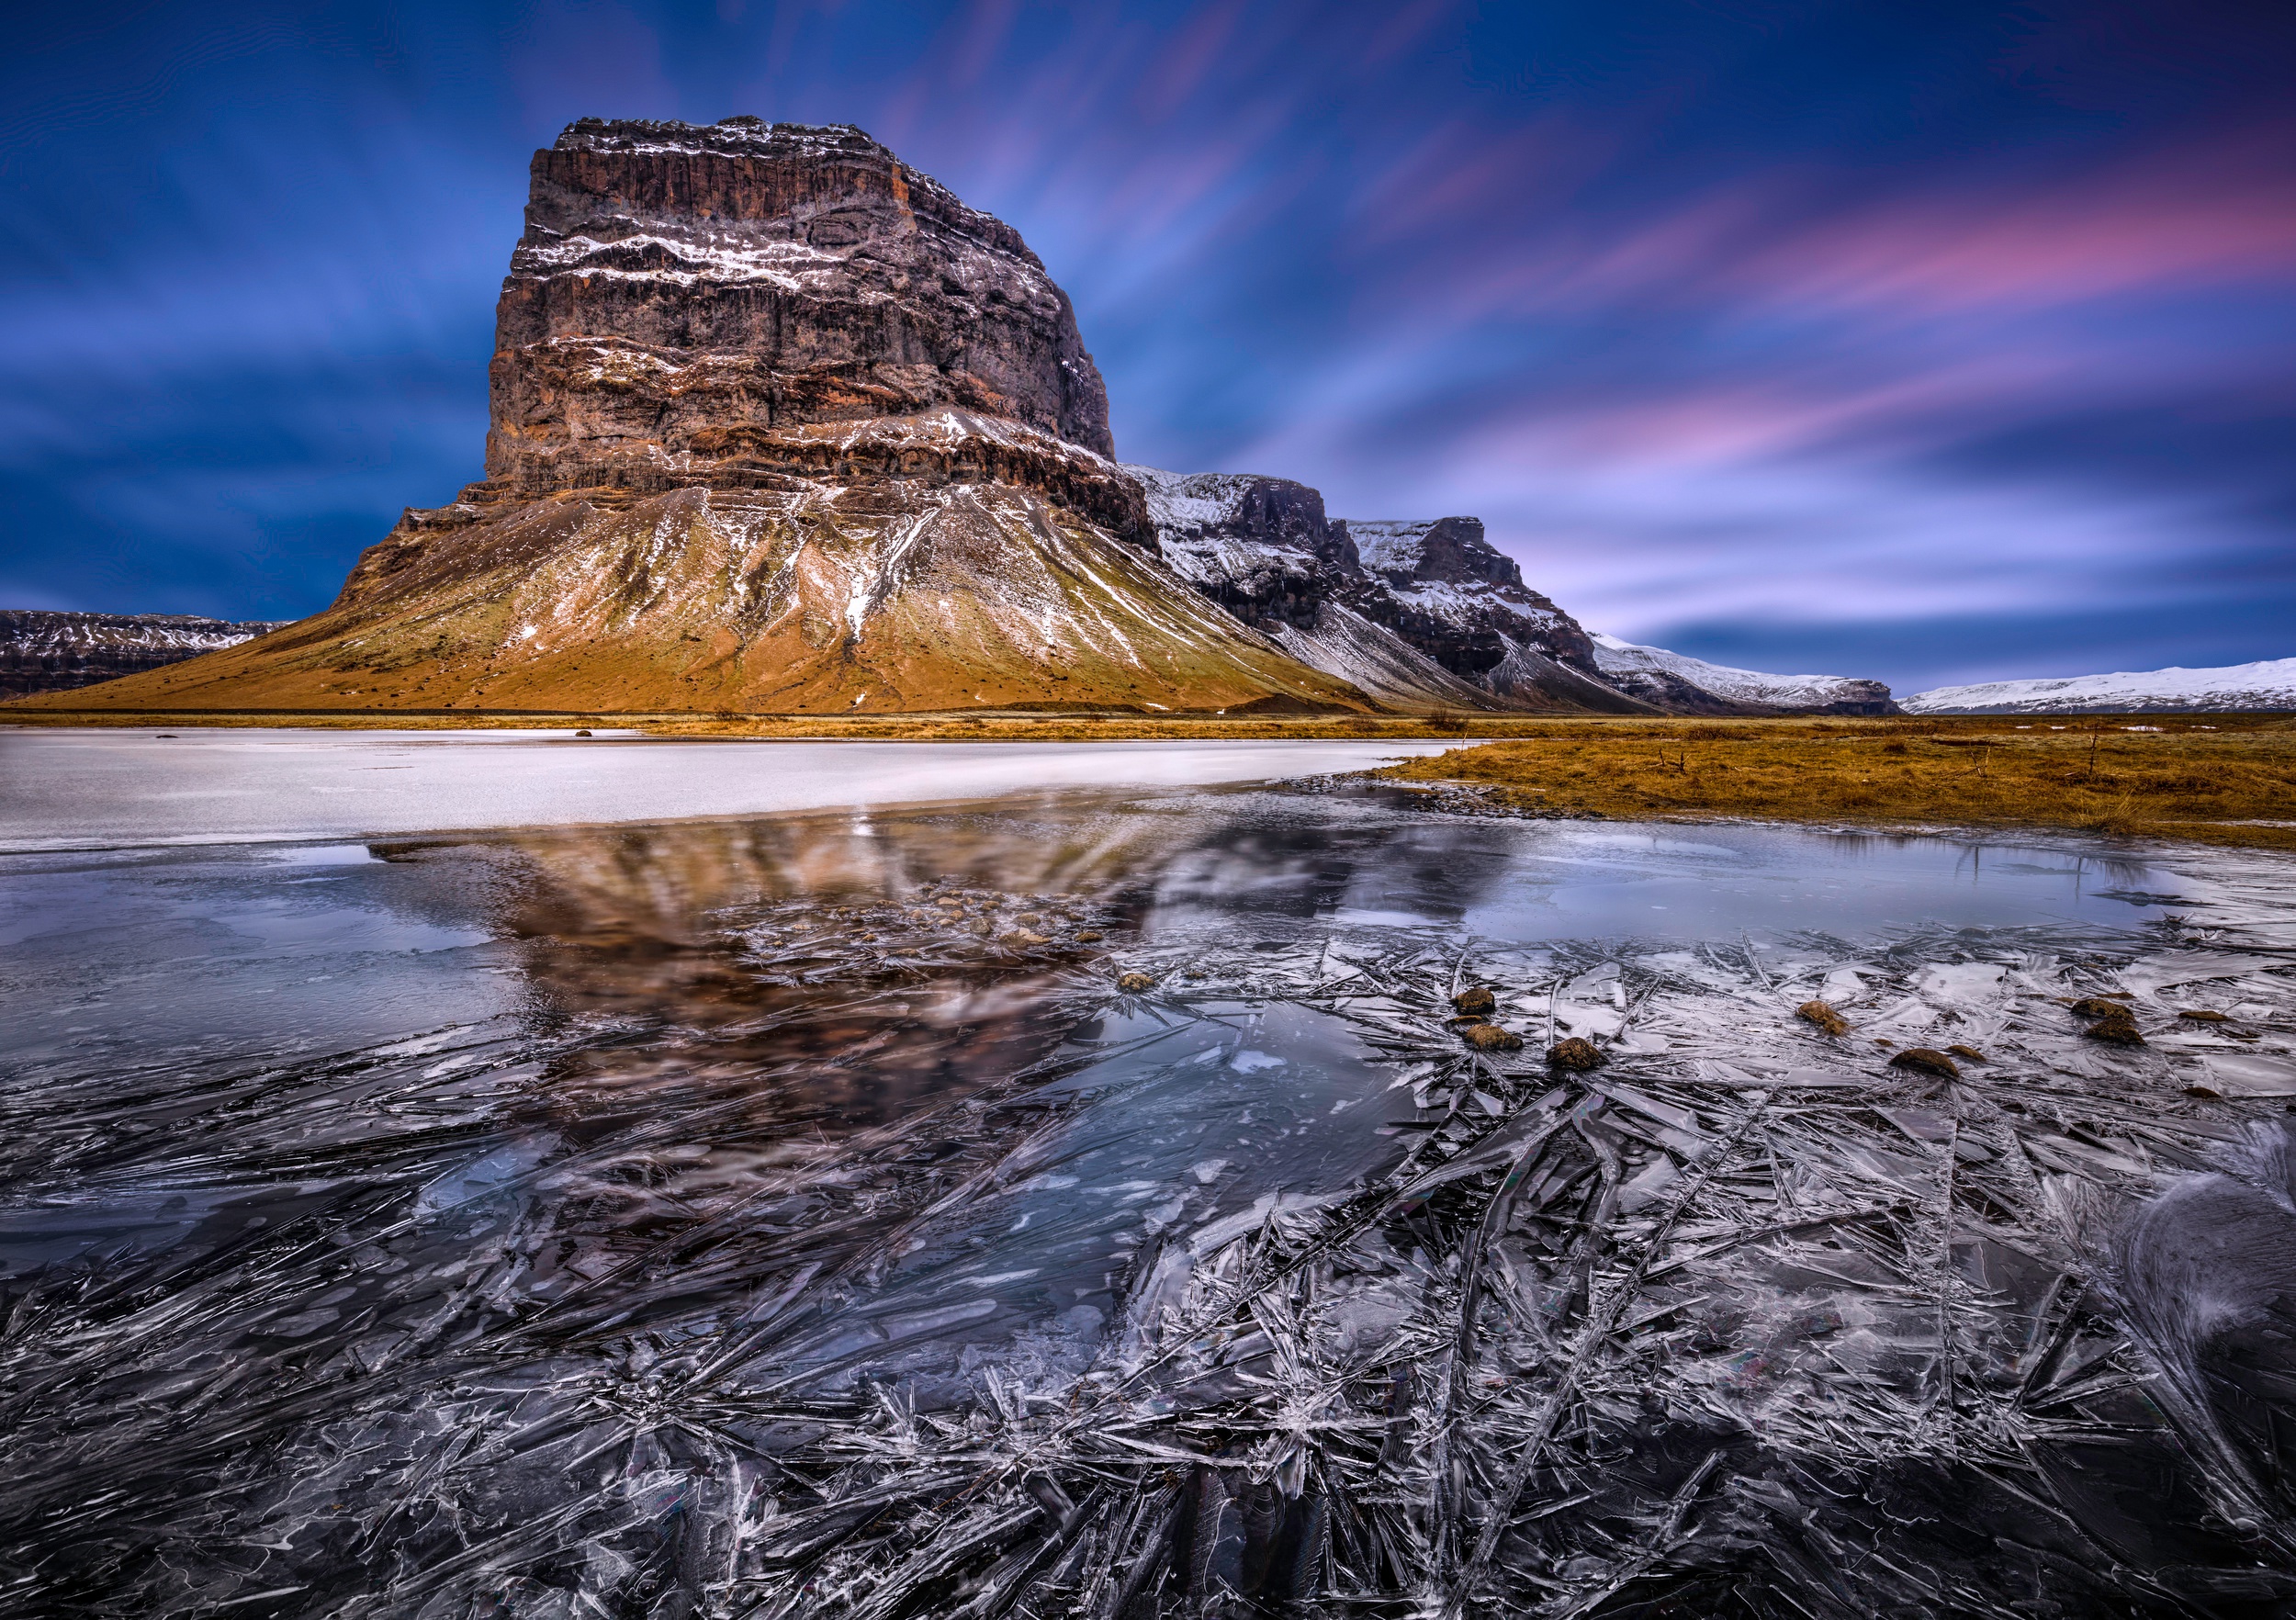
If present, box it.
[0,785,2291,1616]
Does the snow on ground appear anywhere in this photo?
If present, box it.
[1120,466,1270,538]
[1592,631,1884,709]
[1905,656,2296,714]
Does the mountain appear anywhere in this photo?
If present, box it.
[9,117,1896,722]
[14,119,1369,718]
[1904,657,2296,714]
[0,611,290,699]
[1125,467,1654,714]
[1125,467,1897,715]
[1589,633,1896,715]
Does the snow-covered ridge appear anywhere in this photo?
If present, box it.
[1905,657,2296,714]
[1386,579,1564,633]
[1,611,287,656]
[1592,633,1894,713]
[1124,468,1281,540]
[1,611,292,699]
[553,118,882,160]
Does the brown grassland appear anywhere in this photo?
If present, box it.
[6,706,2292,849]
[1379,713,2296,850]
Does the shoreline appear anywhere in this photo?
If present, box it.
[7,708,2290,851]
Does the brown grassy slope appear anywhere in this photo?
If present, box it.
[5,476,1375,718]
[1379,714,2296,849]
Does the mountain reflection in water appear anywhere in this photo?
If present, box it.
[3,783,2295,1617]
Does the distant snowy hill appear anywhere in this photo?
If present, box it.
[1589,633,1896,715]
[1904,658,2296,714]
[0,610,291,698]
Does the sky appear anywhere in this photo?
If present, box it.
[3,0,2290,696]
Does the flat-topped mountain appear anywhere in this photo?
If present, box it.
[20,120,1365,717]
[10,117,1893,721]
[490,117,1115,490]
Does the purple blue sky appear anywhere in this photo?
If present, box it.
[4,1,2290,694]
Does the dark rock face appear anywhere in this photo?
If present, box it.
[488,117,1115,501]
[1125,467,1896,716]
[1120,470,1342,631]
[1331,517,1611,698]
[1125,469,1650,714]
[0,611,288,698]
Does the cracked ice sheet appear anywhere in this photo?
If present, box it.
[2,781,2293,1615]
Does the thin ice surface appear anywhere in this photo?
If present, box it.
[0,733,1467,852]
[3,788,2294,1617]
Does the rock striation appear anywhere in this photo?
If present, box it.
[0,611,288,699]
[21,120,1367,717]
[489,118,1116,490]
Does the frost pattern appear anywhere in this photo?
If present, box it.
[3,794,2293,1616]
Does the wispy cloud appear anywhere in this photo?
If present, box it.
[2,0,2289,689]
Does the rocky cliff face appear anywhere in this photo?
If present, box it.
[1127,468,1654,713]
[27,120,1367,717]
[1328,517,1640,710]
[0,611,288,699]
[1125,467,1896,715]
[489,118,1115,493]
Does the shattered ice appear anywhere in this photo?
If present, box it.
[3,784,2294,1615]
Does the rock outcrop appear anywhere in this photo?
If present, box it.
[489,118,1116,490]
[1332,517,1652,712]
[0,611,289,699]
[20,120,1368,717]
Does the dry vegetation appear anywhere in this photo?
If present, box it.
[1381,714,2296,849]
[0,706,1519,743]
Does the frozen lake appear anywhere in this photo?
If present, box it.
[0,727,1477,850]
[4,768,2295,1614]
